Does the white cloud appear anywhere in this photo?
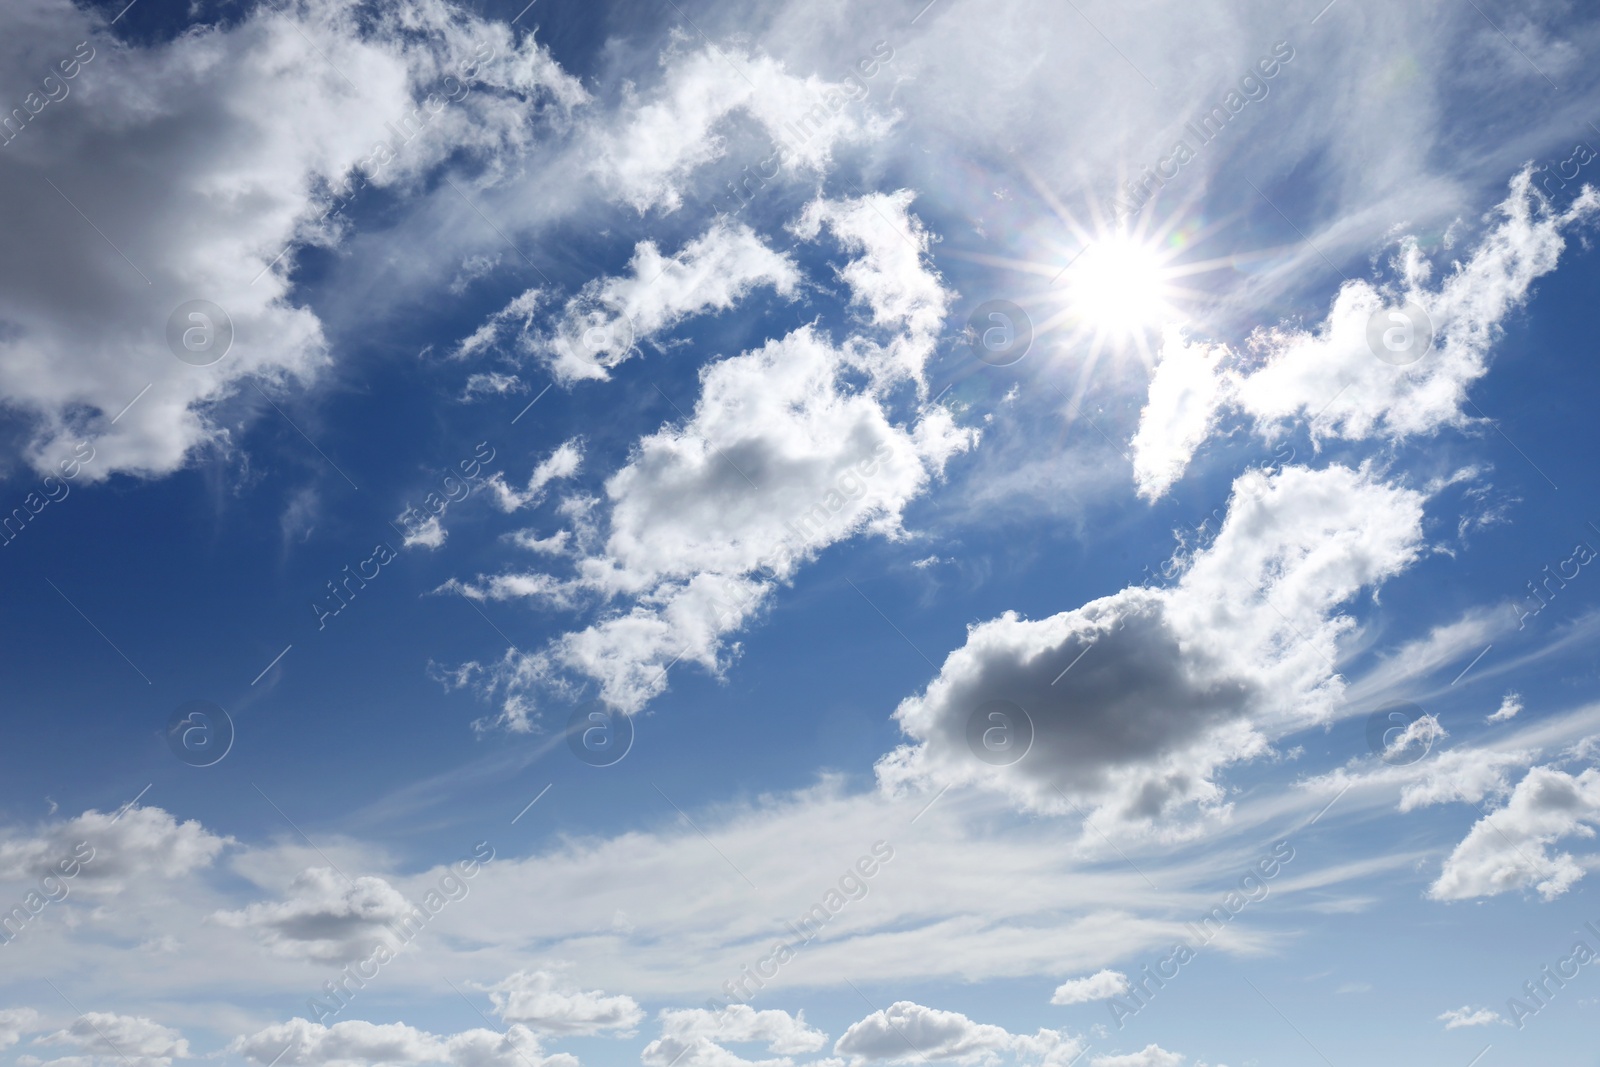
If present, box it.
[211,868,413,963]
[460,372,525,401]
[548,222,800,382]
[483,441,584,513]
[1090,1046,1184,1067]
[0,1010,41,1050]
[402,515,448,550]
[1338,607,1508,711]
[36,1013,189,1067]
[1438,1006,1502,1029]
[458,221,800,382]
[878,463,1425,825]
[1127,171,1600,499]
[833,1002,1084,1067]
[1489,692,1524,723]
[640,1004,826,1067]
[483,969,642,1036]
[1130,330,1228,501]
[444,194,974,728]
[0,0,580,482]
[791,191,949,392]
[1397,745,1531,812]
[396,440,566,554]
[448,254,504,296]
[0,804,229,892]
[1049,969,1130,1005]
[588,46,886,214]
[230,1018,575,1067]
[1430,766,1600,901]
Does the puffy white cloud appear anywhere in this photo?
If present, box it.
[0,1009,41,1049]
[0,804,228,892]
[641,1004,825,1067]
[402,515,448,550]
[1130,331,1228,501]
[230,1018,574,1067]
[1090,1046,1184,1067]
[1489,692,1524,723]
[453,322,971,725]
[456,221,800,382]
[1438,1006,1502,1029]
[484,969,642,1036]
[1049,969,1129,1005]
[443,194,974,728]
[588,45,887,214]
[483,441,584,514]
[1397,746,1531,812]
[1127,171,1600,499]
[0,0,579,482]
[211,868,413,962]
[551,223,800,382]
[791,191,949,391]
[833,1002,1083,1066]
[35,1012,189,1067]
[1379,714,1446,766]
[1430,766,1600,901]
[879,463,1425,824]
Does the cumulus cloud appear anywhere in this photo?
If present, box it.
[35,1013,189,1067]
[482,441,584,514]
[483,969,642,1036]
[1128,171,1600,499]
[1130,331,1228,501]
[0,804,228,892]
[230,1018,574,1067]
[1489,692,1524,723]
[1438,1006,1502,1029]
[1396,746,1532,812]
[0,1010,41,1050]
[791,191,949,392]
[1430,765,1600,901]
[0,0,580,482]
[588,45,888,214]
[1090,1047,1185,1067]
[457,221,801,381]
[1050,969,1130,1005]
[402,515,448,550]
[833,1002,1083,1067]
[640,1004,826,1067]
[442,194,975,728]
[211,868,413,962]
[878,463,1426,825]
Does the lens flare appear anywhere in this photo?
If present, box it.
[1061,236,1173,340]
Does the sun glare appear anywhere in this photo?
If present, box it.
[954,175,1245,390]
[1062,236,1173,338]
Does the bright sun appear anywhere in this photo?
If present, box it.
[1061,236,1173,339]
[957,177,1242,384]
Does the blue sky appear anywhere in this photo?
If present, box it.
[2,1,1600,1066]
